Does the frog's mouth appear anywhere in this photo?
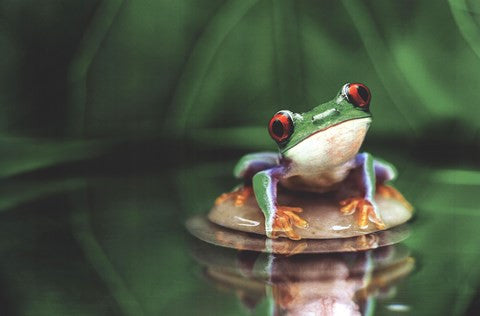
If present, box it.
[304,117,372,142]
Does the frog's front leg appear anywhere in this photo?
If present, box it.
[340,153,386,229]
[252,166,308,240]
[215,152,280,206]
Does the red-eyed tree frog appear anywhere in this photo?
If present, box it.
[216,83,412,240]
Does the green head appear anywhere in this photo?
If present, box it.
[268,83,373,154]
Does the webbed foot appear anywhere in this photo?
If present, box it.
[215,186,253,206]
[377,184,413,211]
[271,206,308,240]
[340,198,386,230]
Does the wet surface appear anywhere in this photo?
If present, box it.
[0,143,480,315]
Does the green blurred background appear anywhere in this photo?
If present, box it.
[1,0,480,315]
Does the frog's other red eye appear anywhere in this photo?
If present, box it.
[268,111,294,145]
[344,83,371,109]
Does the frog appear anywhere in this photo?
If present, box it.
[215,83,412,240]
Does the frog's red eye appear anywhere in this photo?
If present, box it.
[268,111,294,145]
[344,83,371,109]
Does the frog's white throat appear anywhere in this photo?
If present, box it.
[284,117,371,173]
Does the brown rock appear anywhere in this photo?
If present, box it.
[208,190,412,239]
[186,216,410,254]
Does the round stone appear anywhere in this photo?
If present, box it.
[208,190,413,239]
[186,215,410,254]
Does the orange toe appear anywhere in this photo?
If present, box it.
[339,197,385,230]
[377,184,413,211]
[271,206,308,240]
[214,186,252,207]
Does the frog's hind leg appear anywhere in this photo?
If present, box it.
[215,185,253,206]
[374,159,413,211]
[253,166,308,240]
[215,152,280,207]
[340,153,385,229]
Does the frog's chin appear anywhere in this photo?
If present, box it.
[283,117,371,172]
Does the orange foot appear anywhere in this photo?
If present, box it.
[271,206,309,240]
[215,186,253,207]
[339,198,386,230]
[377,184,413,211]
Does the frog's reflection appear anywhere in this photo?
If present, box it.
[191,240,414,315]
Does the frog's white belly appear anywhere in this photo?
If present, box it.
[280,118,370,192]
[280,160,356,192]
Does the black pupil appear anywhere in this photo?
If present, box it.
[272,119,284,137]
[357,86,369,101]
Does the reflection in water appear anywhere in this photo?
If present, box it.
[190,240,414,315]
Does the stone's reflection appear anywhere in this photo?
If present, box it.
[190,239,414,315]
